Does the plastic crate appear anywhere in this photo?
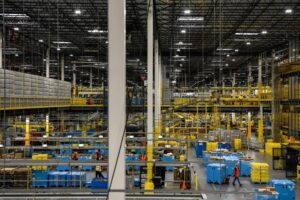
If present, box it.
[240,160,252,176]
[32,170,48,187]
[195,141,207,158]
[56,156,71,171]
[269,180,295,200]
[161,155,175,171]
[218,142,231,150]
[49,172,68,187]
[79,156,93,171]
[223,156,239,176]
[91,178,108,189]
[207,163,228,184]
[66,172,86,187]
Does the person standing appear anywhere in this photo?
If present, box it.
[232,164,242,186]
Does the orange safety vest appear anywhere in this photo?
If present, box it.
[233,166,240,177]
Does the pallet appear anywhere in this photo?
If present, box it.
[207,181,228,185]
[251,181,268,184]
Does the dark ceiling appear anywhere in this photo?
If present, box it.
[1,0,300,87]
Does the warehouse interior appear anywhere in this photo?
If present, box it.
[0,0,300,199]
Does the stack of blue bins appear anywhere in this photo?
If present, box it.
[195,141,206,158]
[56,156,71,171]
[32,170,49,188]
[79,156,93,171]
[253,188,279,200]
[223,156,239,176]
[49,171,68,187]
[60,144,72,155]
[66,172,86,187]
[126,155,140,171]
[269,180,295,200]
[207,163,228,184]
[91,178,108,189]
[218,142,231,150]
[240,160,252,176]
[161,155,175,171]
[203,151,213,166]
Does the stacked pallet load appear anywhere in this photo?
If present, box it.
[265,142,281,156]
[32,154,48,170]
[251,162,270,183]
[0,167,31,188]
[234,139,242,150]
[206,142,218,151]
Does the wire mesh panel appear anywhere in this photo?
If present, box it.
[272,147,286,170]
[286,147,300,178]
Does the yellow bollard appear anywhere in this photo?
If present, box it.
[194,173,198,192]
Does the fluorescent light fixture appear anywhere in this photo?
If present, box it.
[13,27,19,31]
[57,47,61,51]
[15,54,19,57]
[173,55,186,58]
[217,48,233,51]
[181,58,185,61]
[246,41,251,45]
[175,42,193,46]
[184,10,191,14]
[88,29,107,33]
[38,39,44,43]
[79,143,84,147]
[75,9,81,14]
[235,32,259,36]
[181,29,186,34]
[42,144,47,148]
[285,9,292,14]
[177,49,181,52]
[0,144,3,147]
[226,54,230,57]
[234,49,239,52]
[232,58,236,62]
[70,54,73,57]
[53,41,71,44]
[261,30,268,34]
[0,13,29,18]
[225,63,229,67]
[105,41,109,44]
[178,16,204,21]
[99,135,103,138]
[178,25,205,28]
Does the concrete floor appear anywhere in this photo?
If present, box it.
[187,148,300,200]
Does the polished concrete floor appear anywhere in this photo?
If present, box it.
[188,148,300,200]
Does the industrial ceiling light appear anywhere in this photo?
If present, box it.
[217,48,232,51]
[57,46,61,51]
[181,29,186,34]
[226,54,230,57]
[285,9,292,14]
[88,29,107,33]
[105,41,109,44]
[53,41,71,44]
[235,32,259,36]
[232,58,236,62]
[0,13,29,18]
[261,30,268,34]
[75,9,81,15]
[38,39,44,43]
[246,42,251,45]
[177,16,204,21]
[13,27,19,31]
[184,9,191,14]
[177,49,181,52]
[235,49,239,52]
[225,63,229,67]
[70,54,73,57]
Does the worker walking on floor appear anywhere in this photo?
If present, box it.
[232,164,242,186]
[96,165,105,179]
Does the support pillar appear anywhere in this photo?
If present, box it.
[145,0,154,191]
[0,29,3,69]
[289,37,299,63]
[61,54,65,81]
[154,39,161,137]
[72,64,76,96]
[45,114,49,137]
[46,48,50,78]
[108,0,126,199]
[60,111,65,133]
[89,68,93,89]
[258,55,264,144]
[248,64,252,95]
[25,117,30,146]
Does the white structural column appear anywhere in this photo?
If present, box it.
[154,39,159,128]
[46,48,50,78]
[258,55,264,144]
[108,0,126,199]
[158,52,162,123]
[0,29,2,69]
[145,0,154,191]
[89,68,93,89]
[60,54,65,81]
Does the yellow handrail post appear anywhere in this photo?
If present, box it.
[194,172,198,192]
[25,117,30,146]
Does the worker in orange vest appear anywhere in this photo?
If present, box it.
[73,151,79,160]
[232,164,242,186]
